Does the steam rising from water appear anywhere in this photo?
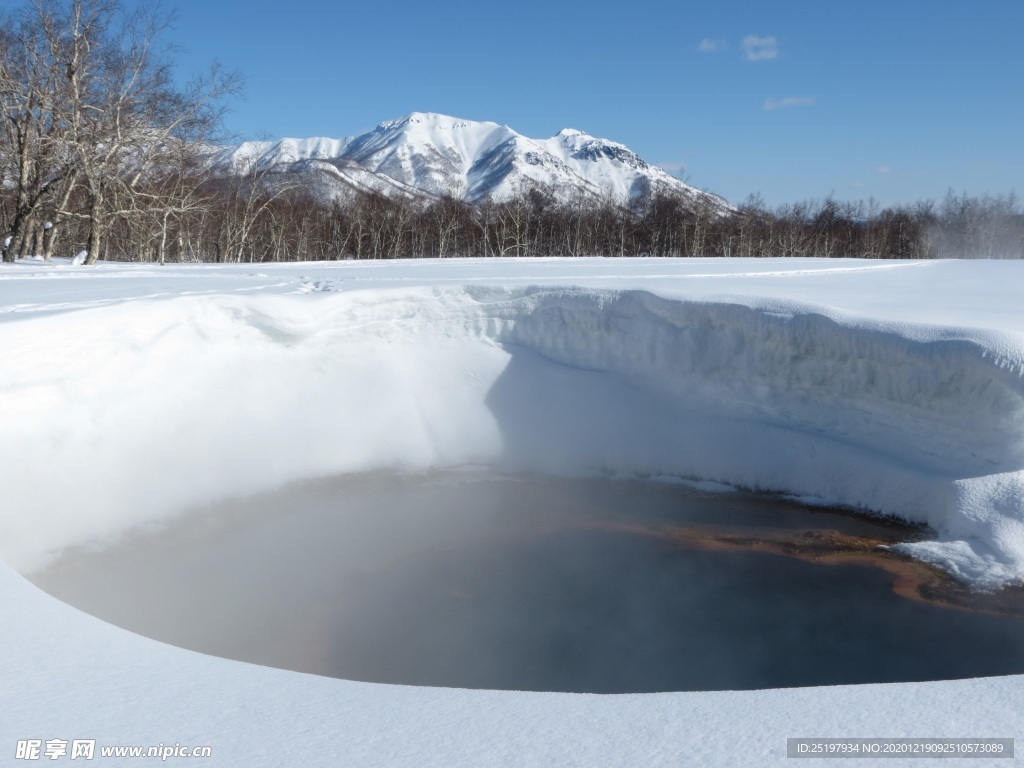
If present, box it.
[31,473,1024,693]
[5,284,1024,586]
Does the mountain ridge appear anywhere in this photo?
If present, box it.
[221,112,730,211]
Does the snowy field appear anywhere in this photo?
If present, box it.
[1,256,1023,766]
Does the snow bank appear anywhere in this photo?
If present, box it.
[477,286,1024,585]
[0,290,507,573]
[3,280,1024,586]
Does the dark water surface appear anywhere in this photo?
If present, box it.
[31,473,1024,692]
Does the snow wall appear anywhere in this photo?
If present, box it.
[2,284,1024,587]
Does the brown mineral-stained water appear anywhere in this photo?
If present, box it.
[29,472,1024,693]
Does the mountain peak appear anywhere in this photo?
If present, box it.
[222,113,729,211]
[381,112,503,135]
[388,112,466,128]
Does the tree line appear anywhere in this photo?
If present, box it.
[22,183,1014,263]
[3,0,1022,263]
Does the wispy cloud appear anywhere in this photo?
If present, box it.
[656,162,688,179]
[697,38,726,53]
[875,165,892,174]
[742,34,779,61]
[764,96,814,111]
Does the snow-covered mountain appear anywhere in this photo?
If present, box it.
[221,112,729,210]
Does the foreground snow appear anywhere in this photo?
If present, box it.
[1,257,1023,766]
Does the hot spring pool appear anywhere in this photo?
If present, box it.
[30,472,1024,693]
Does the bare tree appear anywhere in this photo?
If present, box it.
[0,3,78,261]
[0,0,240,264]
[64,0,238,262]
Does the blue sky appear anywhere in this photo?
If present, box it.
[147,0,1019,207]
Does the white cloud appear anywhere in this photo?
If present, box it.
[763,96,814,111]
[698,38,726,53]
[742,34,779,61]
[876,166,892,174]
